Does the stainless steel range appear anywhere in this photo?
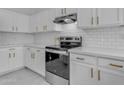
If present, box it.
[45,36,82,85]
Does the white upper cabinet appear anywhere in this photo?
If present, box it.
[0,48,9,73]
[78,8,124,29]
[30,14,38,33]
[0,9,14,32]
[0,9,29,33]
[78,8,96,28]
[97,8,123,27]
[55,8,64,17]
[13,13,29,33]
[30,9,56,32]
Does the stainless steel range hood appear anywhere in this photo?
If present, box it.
[53,13,77,24]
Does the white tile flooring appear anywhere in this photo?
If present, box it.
[0,68,49,85]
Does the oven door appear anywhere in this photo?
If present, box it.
[45,49,69,80]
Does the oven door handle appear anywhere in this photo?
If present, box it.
[46,49,68,56]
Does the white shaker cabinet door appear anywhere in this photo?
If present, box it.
[55,8,64,17]
[25,47,34,68]
[78,8,96,28]
[0,9,14,32]
[97,68,124,85]
[13,13,29,32]
[0,49,9,73]
[70,61,97,85]
[8,49,16,69]
[97,8,121,26]
[34,49,45,76]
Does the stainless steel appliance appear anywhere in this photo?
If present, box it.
[45,36,82,85]
[53,13,77,24]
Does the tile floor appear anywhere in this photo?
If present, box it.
[0,68,49,85]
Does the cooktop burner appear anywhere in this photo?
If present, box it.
[45,45,76,51]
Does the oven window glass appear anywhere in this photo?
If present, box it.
[46,51,69,80]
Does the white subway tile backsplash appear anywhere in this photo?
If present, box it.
[84,27,124,49]
[34,32,60,46]
[0,24,124,50]
[0,32,34,45]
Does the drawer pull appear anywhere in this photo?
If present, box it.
[98,70,100,81]
[109,63,123,68]
[91,68,93,78]
[76,57,85,60]
[91,16,93,25]
[9,53,11,58]
[37,50,40,52]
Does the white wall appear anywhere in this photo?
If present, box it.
[0,32,34,45]
[34,32,60,46]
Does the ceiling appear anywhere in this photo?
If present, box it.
[3,8,49,15]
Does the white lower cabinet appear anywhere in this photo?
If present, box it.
[0,46,45,77]
[25,47,45,76]
[70,61,97,85]
[0,47,24,74]
[0,48,9,73]
[34,49,45,76]
[97,68,124,85]
[8,47,24,70]
[70,53,97,85]
[97,58,124,85]
[70,53,124,85]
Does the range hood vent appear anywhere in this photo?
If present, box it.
[53,13,77,24]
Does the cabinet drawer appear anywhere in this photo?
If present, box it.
[70,53,97,65]
[98,58,124,71]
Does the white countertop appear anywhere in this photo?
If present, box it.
[0,43,46,49]
[69,47,124,60]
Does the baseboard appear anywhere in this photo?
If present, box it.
[0,66,25,77]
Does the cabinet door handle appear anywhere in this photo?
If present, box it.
[64,8,66,14]
[16,26,18,31]
[91,16,93,25]
[45,25,47,31]
[13,53,15,58]
[31,53,32,58]
[109,63,123,68]
[36,26,38,32]
[9,53,11,58]
[43,26,44,31]
[97,16,99,24]
[91,68,93,78]
[37,50,40,52]
[98,70,100,81]
[31,53,34,59]
[76,57,85,60]
[61,9,63,15]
